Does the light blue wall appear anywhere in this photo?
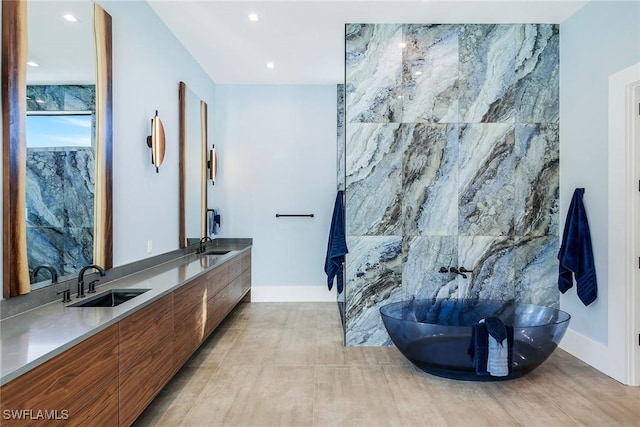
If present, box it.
[214,85,337,295]
[100,1,216,266]
[560,0,640,344]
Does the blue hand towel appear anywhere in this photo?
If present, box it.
[469,324,490,375]
[468,319,514,377]
[325,191,348,293]
[208,209,221,236]
[558,188,597,306]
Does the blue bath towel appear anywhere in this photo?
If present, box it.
[468,319,514,377]
[558,188,597,306]
[469,324,490,376]
[208,209,221,236]
[325,191,348,293]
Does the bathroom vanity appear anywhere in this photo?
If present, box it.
[0,246,251,426]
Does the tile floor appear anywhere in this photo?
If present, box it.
[134,302,640,426]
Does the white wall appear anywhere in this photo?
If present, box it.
[214,85,338,301]
[100,0,216,266]
[560,0,640,380]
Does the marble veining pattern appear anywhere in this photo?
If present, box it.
[27,149,95,278]
[514,124,559,236]
[458,124,515,236]
[345,24,403,123]
[403,124,458,236]
[345,236,403,346]
[26,85,96,282]
[337,84,346,191]
[27,85,95,112]
[515,24,560,123]
[458,236,515,301]
[345,123,405,236]
[402,25,459,123]
[402,236,457,300]
[458,25,517,123]
[514,236,559,308]
[344,23,559,346]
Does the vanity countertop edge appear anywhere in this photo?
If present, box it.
[0,243,251,386]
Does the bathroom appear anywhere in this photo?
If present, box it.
[2,0,640,425]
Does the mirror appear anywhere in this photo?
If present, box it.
[179,81,207,248]
[2,1,113,297]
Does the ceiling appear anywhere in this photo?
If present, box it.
[27,1,94,84]
[148,0,588,85]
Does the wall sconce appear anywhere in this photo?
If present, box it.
[207,144,217,184]
[146,110,165,173]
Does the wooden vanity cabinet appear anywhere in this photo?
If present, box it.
[1,249,251,427]
[173,273,209,368]
[0,324,119,427]
[118,294,174,426]
[204,263,230,337]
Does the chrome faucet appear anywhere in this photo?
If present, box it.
[31,265,58,284]
[197,236,212,254]
[77,264,106,298]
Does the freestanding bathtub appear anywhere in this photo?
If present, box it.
[380,298,570,381]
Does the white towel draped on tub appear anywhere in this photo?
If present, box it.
[480,317,510,377]
[487,335,509,377]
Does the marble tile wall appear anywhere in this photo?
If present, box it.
[337,84,346,333]
[344,24,559,345]
[26,85,96,281]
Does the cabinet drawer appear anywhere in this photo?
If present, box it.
[240,268,251,297]
[207,263,228,298]
[229,269,250,307]
[119,336,174,426]
[173,275,207,308]
[0,325,119,427]
[174,308,205,365]
[228,255,243,281]
[241,250,251,273]
[119,294,173,375]
[205,284,232,336]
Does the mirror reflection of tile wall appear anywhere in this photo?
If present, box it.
[343,24,559,345]
[26,85,96,284]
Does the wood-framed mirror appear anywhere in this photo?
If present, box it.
[179,81,207,248]
[2,1,113,298]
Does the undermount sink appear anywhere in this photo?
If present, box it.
[69,289,150,308]
[203,250,230,255]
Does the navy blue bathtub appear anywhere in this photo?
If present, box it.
[380,299,570,381]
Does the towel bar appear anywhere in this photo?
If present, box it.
[275,214,314,218]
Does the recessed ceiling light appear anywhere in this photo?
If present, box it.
[27,61,39,67]
[63,14,78,22]
[248,13,259,22]
[266,62,275,69]
[414,71,423,76]
[399,42,407,49]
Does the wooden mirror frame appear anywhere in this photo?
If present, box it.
[2,1,113,298]
[178,81,208,248]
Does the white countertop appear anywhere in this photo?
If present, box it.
[0,247,249,386]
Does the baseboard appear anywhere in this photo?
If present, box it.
[249,285,337,302]
[560,327,626,383]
